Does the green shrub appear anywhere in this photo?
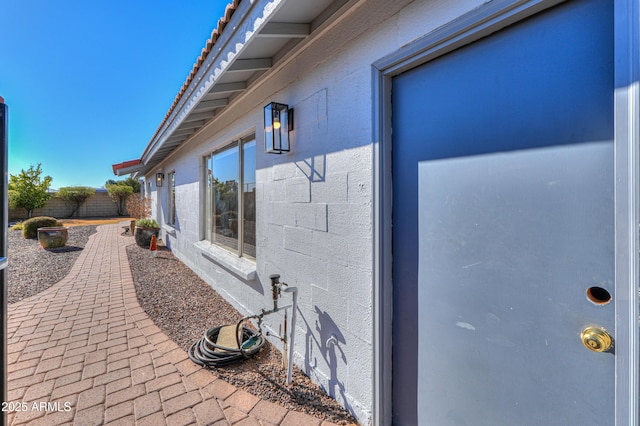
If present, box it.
[22,216,62,239]
[10,222,23,231]
[135,218,159,228]
[57,186,95,217]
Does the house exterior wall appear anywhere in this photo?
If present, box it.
[143,0,485,423]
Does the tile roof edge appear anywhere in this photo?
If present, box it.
[112,159,142,174]
[148,0,242,146]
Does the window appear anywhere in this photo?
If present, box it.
[167,171,176,226]
[204,135,256,258]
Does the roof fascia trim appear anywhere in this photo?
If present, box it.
[114,164,144,177]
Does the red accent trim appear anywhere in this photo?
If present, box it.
[112,159,142,174]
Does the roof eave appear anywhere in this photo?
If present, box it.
[112,160,143,177]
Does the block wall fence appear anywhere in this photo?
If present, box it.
[9,191,126,220]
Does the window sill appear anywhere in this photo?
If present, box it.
[194,241,256,281]
[162,224,176,235]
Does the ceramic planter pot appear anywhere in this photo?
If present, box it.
[37,226,69,249]
[134,226,160,248]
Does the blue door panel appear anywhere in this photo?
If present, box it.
[391,0,614,423]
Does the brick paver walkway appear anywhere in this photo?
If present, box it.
[7,224,335,425]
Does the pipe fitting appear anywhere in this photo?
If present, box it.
[326,334,338,349]
[281,286,298,385]
[269,274,281,311]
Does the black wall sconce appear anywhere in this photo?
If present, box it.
[156,173,164,187]
[264,102,293,154]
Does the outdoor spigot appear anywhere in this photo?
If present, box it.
[326,334,338,349]
[270,274,281,311]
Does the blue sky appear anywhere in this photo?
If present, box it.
[1,0,230,189]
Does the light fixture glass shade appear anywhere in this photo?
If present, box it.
[264,102,291,154]
[156,173,164,187]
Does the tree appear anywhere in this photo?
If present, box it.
[123,177,141,193]
[57,186,96,217]
[9,163,53,218]
[105,177,140,193]
[106,184,133,216]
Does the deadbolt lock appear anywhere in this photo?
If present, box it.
[581,326,612,353]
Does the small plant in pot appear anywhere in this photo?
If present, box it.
[134,218,160,248]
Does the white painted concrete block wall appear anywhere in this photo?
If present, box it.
[145,0,485,423]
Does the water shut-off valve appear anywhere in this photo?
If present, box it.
[269,274,287,311]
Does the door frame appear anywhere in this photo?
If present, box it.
[371,0,640,424]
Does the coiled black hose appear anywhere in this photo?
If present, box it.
[188,320,265,368]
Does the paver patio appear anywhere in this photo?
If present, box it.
[7,223,337,425]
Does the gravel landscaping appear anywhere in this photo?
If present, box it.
[126,237,358,425]
[8,224,358,425]
[7,225,97,303]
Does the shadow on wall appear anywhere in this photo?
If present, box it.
[300,305,351,414]
[164,215,180,251]
[295,154,326,183]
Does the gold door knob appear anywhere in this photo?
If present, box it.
[581,326,612,352]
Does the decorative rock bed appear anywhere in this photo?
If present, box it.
[8,225,97,302]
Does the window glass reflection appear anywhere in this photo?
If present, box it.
[211,144,239,252]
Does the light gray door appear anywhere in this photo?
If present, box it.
[391,0,615,424]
